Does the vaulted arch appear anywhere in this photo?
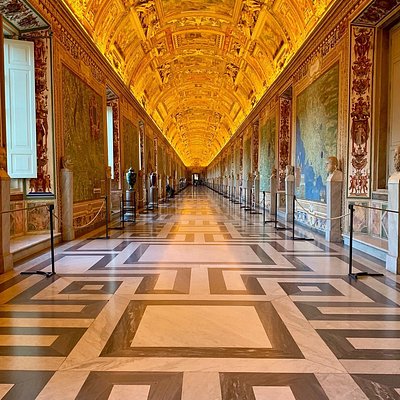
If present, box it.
[62,0,337,166]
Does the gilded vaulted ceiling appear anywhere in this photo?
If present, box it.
[62,0,337,167]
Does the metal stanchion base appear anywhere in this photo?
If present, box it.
[292,237,314,241]
[349,272,384,280]
[276,226,289,231]
[21,270,55,278]
[92,235,111,239]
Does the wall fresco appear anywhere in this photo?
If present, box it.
[347,27,374,198]
[122,117,139,179]
[278,97,291,190]
[259,116,276,192]
[62,66,105,203]
[243,136,251,180]
[145,133,155,173]
[295,63,339,203]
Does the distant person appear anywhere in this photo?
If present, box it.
[166,183,175,198]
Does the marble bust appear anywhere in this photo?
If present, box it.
[326,156,343,182]
[60,156,73,170]
[285,165,294,176]
[0,147,6,170]
[394,145,400,172]
[326,156,339,175]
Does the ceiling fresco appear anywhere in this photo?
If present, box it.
[62,0,337,167]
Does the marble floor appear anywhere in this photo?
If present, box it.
[1,186,400,399]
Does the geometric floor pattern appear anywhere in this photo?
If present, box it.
[1,187,399,399]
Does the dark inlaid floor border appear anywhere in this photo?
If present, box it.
[100,300,303,359]
[76,371,183,400]
[0,371,54,400]
[352,374,400,400]
[123,243,276,265]
[317,329,400,360]
[220,372,329,400]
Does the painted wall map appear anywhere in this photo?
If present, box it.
[145,134,154,172]
[259,116,276,192]
[158,144,166,176]
[62,66,105,203]
[122,117,139,176]
[243,137,251,180]
[234,146,241,178]
[295,63,339,203]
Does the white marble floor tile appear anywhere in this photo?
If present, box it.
[131,305,272,348]
[108,385,150,400]
[253,386,296,400]
[78,239,124,251]
[154,270,178,291]
[340,360,400,374]
[222,271,247,291]
[297,256,358,275]
[347,337,400,350]
[315,374,369,400]
[36,371,91,400]
[0,356,65,371]
[297,286,322,292]
[43,255,103,273]
[182,372,222,400]
[277,241,324,252]
[139,245,261,263]
[0,384,14,399]
[0,335,57,346]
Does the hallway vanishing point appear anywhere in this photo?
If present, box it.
[0,186,399,400]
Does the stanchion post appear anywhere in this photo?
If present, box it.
[105,195,110,239]
[348,203,354,276]
[263,191,266,222]
[275,192,278,230]
[292,195,296,240]
[122,195,125,229]
[49,204,55,275]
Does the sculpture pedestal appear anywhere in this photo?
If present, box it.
[270,174,277,215]
[61,168,74,242]
[126,190,136,217]
[0,170,12,273]
[285,174,295,222]
[246,179,253,208]
[386,172,400,274]
[149,186,158,208]
[254,177,260,209]
[325,170,343,242]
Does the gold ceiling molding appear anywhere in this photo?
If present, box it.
[62,0,337,167]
